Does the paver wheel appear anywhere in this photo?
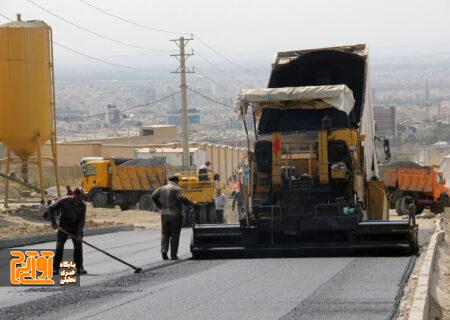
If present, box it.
[92,192,107,208]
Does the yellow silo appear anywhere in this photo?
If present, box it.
[0,14,60,203]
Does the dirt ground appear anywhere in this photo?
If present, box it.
[0,195,237,239]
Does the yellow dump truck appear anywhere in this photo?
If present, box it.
[81,157,166,211]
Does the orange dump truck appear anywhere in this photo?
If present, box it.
[379,161,450,215]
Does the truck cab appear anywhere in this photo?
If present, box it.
[81,158,111,195]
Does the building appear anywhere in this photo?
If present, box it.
[107,104,120,124]
[135,147,206,168]
[168,108,200,125]
[374,106,397,137]
[78,125,178,145]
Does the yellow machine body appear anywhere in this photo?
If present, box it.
[176,172,218,204]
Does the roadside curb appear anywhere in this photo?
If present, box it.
[408,218,445,320]
[0,224,134,249]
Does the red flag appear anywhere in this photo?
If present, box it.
[273,137,281,154]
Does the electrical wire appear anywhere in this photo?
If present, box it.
[53,41,154,72]
[195,35,258,77]
[75,0,257,78]
[0,12,154,72]
[77,0,190,36]
[56,91,180,120]
[27,0,173,53]
[187,87,234,110]
[196,52,250,87]
[194,68,231,91]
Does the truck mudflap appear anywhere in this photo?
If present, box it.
[190,220,418,259]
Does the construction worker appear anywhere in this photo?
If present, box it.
[214,188,226,223]
[49,188,87,275]
[152,176,192,260]
[66,185,74,196]
[232,186,243,221]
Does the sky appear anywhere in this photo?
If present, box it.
[1,0,450,74]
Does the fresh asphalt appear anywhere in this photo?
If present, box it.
[0,228,431,320]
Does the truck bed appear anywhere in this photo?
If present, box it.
[112,166,165,191]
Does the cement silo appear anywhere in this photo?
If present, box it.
[0,14,60,204]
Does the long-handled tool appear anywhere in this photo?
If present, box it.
[58,227,143,273]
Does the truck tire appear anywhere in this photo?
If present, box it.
[138,194,156,211]
[396,195,416,216]
[92,192,108,208]
[119,203,130,211]
[395,198,404,216]
[415,205,424,215]
[431,202,444,214]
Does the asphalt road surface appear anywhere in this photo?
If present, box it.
[0,227,431,320]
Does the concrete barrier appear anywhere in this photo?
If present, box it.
[0,224,134,249]
[408,218,445,320]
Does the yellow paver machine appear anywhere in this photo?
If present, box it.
[191,44,419,258]
[176,171,221,226]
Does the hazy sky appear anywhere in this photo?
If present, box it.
[2,0,450,72]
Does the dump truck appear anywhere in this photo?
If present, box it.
[379,161,450,215]
[81,157,165,211]
[191,44,419,258]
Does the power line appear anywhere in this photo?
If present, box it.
[196,52,250,87]
[0,12,154,72]
[57,91,180,120]
[53,41,154,72]
[27,0,173,53]
[77,0,190,36]
[187,87,234,110]
[195,68,230,91]
[195,35,258,77]
[76,0,257,78]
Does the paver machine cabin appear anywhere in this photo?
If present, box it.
[191,44,419,257]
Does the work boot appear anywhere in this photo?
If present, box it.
[77,267,87,275]
[162,253,169,260]
[170,255,179,260]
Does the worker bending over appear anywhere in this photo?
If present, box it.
[152,176,192,260]
[49,188,87,275]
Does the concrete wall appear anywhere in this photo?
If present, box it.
[77,125,178,145]
[31,141,247,187]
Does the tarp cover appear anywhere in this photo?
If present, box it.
[235,85,355,117]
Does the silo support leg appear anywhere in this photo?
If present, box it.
[36,139,45,202]
[51,138,60,197]
[3,150,11,208]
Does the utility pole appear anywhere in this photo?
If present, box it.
[171,36,194,168]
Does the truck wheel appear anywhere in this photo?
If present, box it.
[431,202,444,214]
[138,194,156,211]
[92,192,107,208]
[395,198,404,216]
[119,203,130,211]
[415,205,424,215]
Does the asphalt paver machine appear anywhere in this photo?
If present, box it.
[191,44,418,258]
